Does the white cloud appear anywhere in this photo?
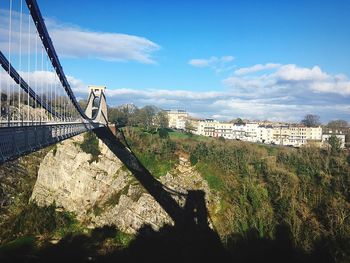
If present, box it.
[234,63,281,75]
[188,58,212,67]
[1,66,349,122]
[188,55,235,72]
[207,98,350,123]
[0,69,86,97]
[0,9,160,63]
[49,27,160,63]
[225,63,350,97]
[106,88,225,100]
[273,64,328,82]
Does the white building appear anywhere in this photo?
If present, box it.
[322,134,346,149]
[257,125,274,144]
[244,123,259,142]
[197,119,217,137]
[165,110,188,130]
[288,126,322,147]
[232,124,246,140]
[214,122,233,139]
[171,113,341,149]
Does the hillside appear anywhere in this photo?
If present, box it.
[0,127,349,262]
[123,127,350,260]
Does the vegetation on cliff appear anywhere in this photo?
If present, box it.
[80,132,101,163]
[122,127,350,261]
[0,125,349,261]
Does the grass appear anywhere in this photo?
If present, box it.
[135,150,175,178]
[168,130,208,141]
[196,162,224,191]
[92,204,103,217]
[114,231,134,247]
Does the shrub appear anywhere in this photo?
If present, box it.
[158,128,169,139]
[80,132,101,163]
[189,154,198,165]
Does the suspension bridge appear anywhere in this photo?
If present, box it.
[0,0,109,164]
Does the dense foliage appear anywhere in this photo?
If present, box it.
[80,132,101,163]
[123,127,176,178]
[123,127,350,261]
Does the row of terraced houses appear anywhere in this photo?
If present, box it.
[164,110,347,148]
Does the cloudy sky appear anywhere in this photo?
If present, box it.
[0,0,349,123]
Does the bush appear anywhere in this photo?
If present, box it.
[80,132,101,163]
[328,135,342,155]
[1,203,78,242]
[189,154,198,165]
[158,128,169,139]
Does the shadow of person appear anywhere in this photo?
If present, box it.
[101,190,228,263]
[184,190,209,229]
[31,226,117,263]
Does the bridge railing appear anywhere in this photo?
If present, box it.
[0,121,102,163]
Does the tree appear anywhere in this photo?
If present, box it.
[78,99,87,110]
[301,114,321,127]
[327,120,349,129]
[158,128,169,139]
[185,120,195,134]
[328,135,342,155]
[154,111,169,131]
[108,104,139,127]
[136,105,157,131]
[235,118,244,124]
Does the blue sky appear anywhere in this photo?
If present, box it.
[1,0,350,122]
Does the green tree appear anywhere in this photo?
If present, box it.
[158,128,169,139]
[80,132,101,163]
[328,135,342,155]
[135,106,157,131]
[235,118,244,124]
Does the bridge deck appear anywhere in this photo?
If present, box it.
[0,122,102,164]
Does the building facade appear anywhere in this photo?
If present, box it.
[165,110,188,130]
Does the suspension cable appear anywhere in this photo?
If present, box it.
[34,21,38,123]
[41,45,44,123]
[8,0,13,123]
[27,7,31,124]
[19,0,23,123]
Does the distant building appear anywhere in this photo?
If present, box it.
[257,125,274,144]
[165,110,188,130]
[164,111,346,149]
[231,124,246,140]
[287,126,322,147]
[322,130,346,149]
[214,122,233,139]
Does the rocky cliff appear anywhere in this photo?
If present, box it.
[31,133,220,234]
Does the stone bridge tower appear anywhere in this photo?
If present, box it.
[85,85,108,125]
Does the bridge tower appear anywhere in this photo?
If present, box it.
[85,86,108,125]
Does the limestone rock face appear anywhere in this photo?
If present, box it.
[31,134,219,234]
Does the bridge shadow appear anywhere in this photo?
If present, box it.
[0,126,338,262]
